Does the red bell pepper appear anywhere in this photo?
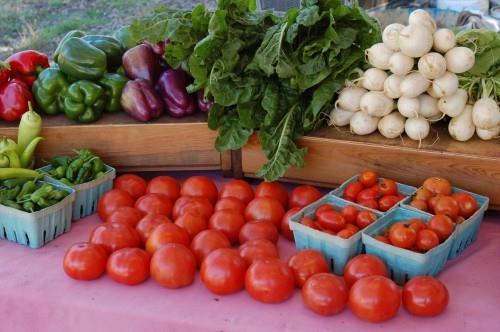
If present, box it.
[0,61,10,85]
[5,50,49,87]
[0,79,34,122]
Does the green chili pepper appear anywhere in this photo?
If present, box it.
[23,201,35,213]
[0,168,40,180]
[48,190,68,201]
[76,149,96,161]
[2,178,29,189]
[2,200,22,210]
[36,197,54,209]
[54,166,66,178]
[95,171,105,178]
[92,158,105,175]
[6,186,21,200]
[66,158,84,182]
[51,156,72,168]
[75,161,93,184]
[17,180,36,201]
[30,184,53,204]
[59,178,73,186]
[0,155,9,168]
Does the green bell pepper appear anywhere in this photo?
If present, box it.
[57,37,107,80]
[82,35,124,70]
[98,73,128,112]
[32,68,69,115]
[53,30,85,63]
[63,80,105,123]
[113,26,137,50]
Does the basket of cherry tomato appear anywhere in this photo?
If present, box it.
[362,207,455,285]
[289,194,382,274]
[333,170,416,213]
[403,177,489,259]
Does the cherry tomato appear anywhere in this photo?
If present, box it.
[97,189,134,220]
[315,204,334,218]
[106,248,150,285]
[238,239,279,265]
[288,249,330,288]
[358,199,379,210]
[389,223,417,249]
[349,276,401,322]
[135,194,173,217]
[340,205,359,224]
[378,195,400,212]
[409,199,428,212]
[172,196,213,220]
[359,170,378,187]
[201,248,248,295]
[356,188,378,203]
[281,207,300,241]
[301,217,317,229]
[343,254,389,288]
[209,210,246,244]
[355,210,377,229]
[370,184,381,194]
[245,259,295,304]
[378,178,398,196]
[244,197,285,229]
[337,228,356,239]
[423,177,452,196]
[146,176,180,202]
[190,229,231,266]
[452,192,477,218]
[89,223,140,254]
[145,222,190,254]
[343,181,363,201]
[255,181,288,208]
[150,243,196,288]
[302,273,348,316]
[106,207,145,228]
[214,197,246,215]
[219,179,254,205]
[433,196,460,221]
[317,210,345,232]
[180,176,218,205]
[375,235,390,244]
[408,218,427,233]
[239,220,279,244]
[114,174,147,200]
[403,276,449,317]
[416,229,439,252]
[174,212,207,239]
[135,213,171,244]
[414,187,432,202]
[63,243,108,281]
[428,214,454,241]
[289,185,322,209]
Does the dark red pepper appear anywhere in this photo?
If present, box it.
[197,90,214,113]
[120,78,164,122]
[156,69,196,118]
[122,44,162,84]
[0,61,10,85]
[0,79,34,122]
[5,50,49,87]
[145,40,166,56]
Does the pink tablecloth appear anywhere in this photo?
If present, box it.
[1,173,499,332]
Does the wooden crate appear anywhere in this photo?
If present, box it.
[241,126,500,210]
[0,113,221,172]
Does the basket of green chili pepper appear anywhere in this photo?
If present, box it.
[39,149,115,220]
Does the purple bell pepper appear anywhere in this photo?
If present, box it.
[156,69,196,118]
[122,44,161,83]
[120,78,164,122]
[197,90,214,113]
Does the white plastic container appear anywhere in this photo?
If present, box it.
[436,0,489,14]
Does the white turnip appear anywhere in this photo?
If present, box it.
[350,111,379,135]
[429,72,458,98]
[400,72,430,98]
[397,96,420,118]
[405,117,430,141]
[378,112,406,138]
[398,24,433,58]
[433,28,456,53]
[418,52,447,79]
[337,87,367,112]
[445,47,475,74]
[384,74,404,99]
[472,97,500,129]
[476,126,500,140]
[388,52,414,76]
[382,23,405,51]
[448,105,475,142]
[408,9,437,33]
[360,92,394,117]
[328,106,355,127]
[366,43,394,70]
[418,94,440,118]
[361,68,388,91]
[438,89,468,117]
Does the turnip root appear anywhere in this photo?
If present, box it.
[448,105,475,141]
[361,68,388,91]
[405,117,430,141]
[397,96,420,118]
[378,112,406,138]
[337,87,367,112]
[382,23,405,51]
[429,72,458,97]
[476,126,500,140]
[360,92,394,117]
[400,72,430,98]
[366,43,394,70]
[445,47,475,74]
[350,111,379,135]
[388,52,414,76]
[427,86,441,99]
[472,97,500,129]
[418,94,440,118]
[398,24,433,58]
[328,106,355,127]
[408,9,437,33]
[438,89,467,117]
[427,113,444,123]
[433,28,456,53]
[418,52,447,79]
[384,74,404,99]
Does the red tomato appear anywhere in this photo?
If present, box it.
[145,223,190,254]
[349,276,401,322]
[378,195,400,212]
[288,249,330,288]
[180,176,218,205]
[415,187,432,201]
[344,223,360,233]
[301,217,317,229]
[281,207,300,241]
[358,199,379,210]
[317,210,345,232]
[135,194,173,217]
[174,212,207,239]
[343,181,363,201]
[190,229,231,266]
[337,228,356,239]
[209,210,246,244]
[89,223,140,254]
[150,243,196,288]
[433,196,460,221]
[389,223,417,249]
[423,177,452,196]
[302,273,348,316]
[245,259,295,303]
[238,239,279,265]
[407,218,427,233]
[239,220,279,244]
[356,188,378,202]
[219,179,254,205]
[315,204,334,218]
[172,196,213,220]
[201,248,248,295]
[416,229,439,252]
[403,276,449,317]
[105,207,144,228]
[340,205,359,224]
[63,243,108,281]
[214,197,246,215]
[106,248,150,285]
[255,181,288,208]
[427,214,454,241]
[359,170,378,187]
[146,176,180,202]
[135,213,171,244]
[289,185,322,209]
[244,197,285,229]
[114,174,147,200]
[452,192,478,218]
[378,178,398,196]
[409,199,428,212]
[97,189,134,220]
[355,210,377,229]
[343,254,389,288]
[375,235,390,244]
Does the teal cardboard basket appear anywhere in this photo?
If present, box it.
[0,180,75,249]
[362,207,455,285]
[290,194,383,275]
[39,164,115,220]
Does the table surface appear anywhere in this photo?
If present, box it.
[1,172,499,332]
